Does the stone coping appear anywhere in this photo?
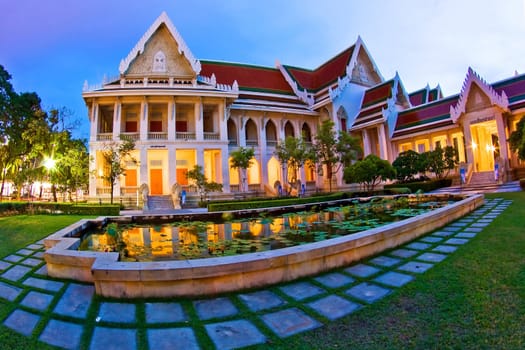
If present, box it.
[44,194,484,298]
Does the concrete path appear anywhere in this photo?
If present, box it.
[0,198,512,349]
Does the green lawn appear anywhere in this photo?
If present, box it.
[0,193,524,349]
[254,192,525,349]
[0,215,93,350]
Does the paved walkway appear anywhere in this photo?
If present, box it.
[0,198,512,349]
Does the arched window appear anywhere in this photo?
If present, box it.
[153,50,166,72]
[284,121,294,138]
[266,120,277,146]
[227,119,237,146]
[302,123,312,142]
[245,119,258,146]
[337,106,348,132]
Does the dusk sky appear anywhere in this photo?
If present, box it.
[2,0,525,140]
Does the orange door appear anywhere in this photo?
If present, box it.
[176,168,188,185]
[124,169,137,194]
[150,169,163,195]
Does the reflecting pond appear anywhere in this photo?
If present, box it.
[79,197,453,261]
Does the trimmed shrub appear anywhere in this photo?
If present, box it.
[384,178,452,193]
[0,201,120,216]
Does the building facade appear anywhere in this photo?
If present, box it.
[83,12,525,200]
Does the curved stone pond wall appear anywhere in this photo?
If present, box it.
[44,194,484,298]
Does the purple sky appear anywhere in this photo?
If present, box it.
[2,0,525,140]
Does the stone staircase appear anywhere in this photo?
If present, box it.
[468,171,497,186]
[147,195,174,211]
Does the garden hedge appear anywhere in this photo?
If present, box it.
[0,202,120,216]
[384,178,452,193]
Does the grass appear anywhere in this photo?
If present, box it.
[0,215,95,349]
[251,192,525,349]
[0,193,524,349]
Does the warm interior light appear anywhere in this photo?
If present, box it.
[471,141,477,149]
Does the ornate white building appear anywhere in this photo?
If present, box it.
[84,12,525,201]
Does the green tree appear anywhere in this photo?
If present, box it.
[344,154,396,192]
[509,115,525,160]
[313,119,361,192]
[392,150,424,182]
[274,136,312,193]
[186,164,222,202]
[423,146,459,179]
[99,138,136,204]
[229,147,254,192]
[52,137,89,202]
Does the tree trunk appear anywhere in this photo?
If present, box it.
[110,182,114,204]
[52,184,57,202]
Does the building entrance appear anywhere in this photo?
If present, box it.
[470,119,499,172]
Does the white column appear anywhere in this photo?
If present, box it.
[219,103,229,142]
[168,99,176,140]
[260,118,268,190]
[140,98,148,141]
[168,145,176,186]
[463,121,475,170]
[139,146,148,187]
[196,145,205,168]
[112,99,121,141]
[195,99,203,141]
[239,115,247,147]
[362,129,371,156]
[496,110,510,174]
[221,145,231,192]
[89,101,99,142]
[378,124,389,160]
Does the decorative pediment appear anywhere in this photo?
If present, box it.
[347,36,383,87]
[450,67,508,122]
[119,12,201,76]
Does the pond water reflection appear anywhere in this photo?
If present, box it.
[79,197,452,261]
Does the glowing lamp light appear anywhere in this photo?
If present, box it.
[471,141,477,150]
[43,157,56,170]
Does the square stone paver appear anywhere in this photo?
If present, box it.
[90,327,136,350]
[147,328,199,350]
[32,251,45,259]
[445,238,469,245]
[16,248,34,256]
[4,254,24,263]
[279,281,325,301]
[477,218,493,223]
[374,271,414,287]
[27,243,43,250]
[307,295,361,320]
[456,232,477,238]
[420,236,443,243]
[344,264,380,278]
[205,319,267,349]
[398,261,434,274]
[194,297,238,320]
[23,277,64,292]
[238,290,287,312]
[314,272,354,288]
[432,245,458,254]
[261,308,321,338]
[369,256,401,267]
[0,260,12,271]
[346,282,391,304]
[98,302,136,324]
[145,302,187,323]
[405,242,431,250]
[464,227,483,233]
[20,257,42,267]
[21,291,54,311]
[471,222,490,228]
[432,230,456,237]
[389,248,418,258]
[416,252,447,263]
[39,319,83,350]
[0,281,23,301]
[3,309,40,336]
[1,265,32,282]
[441,226,462,232]
[35,264,48,276]
[448,222,468,227]
[53,283,94,319]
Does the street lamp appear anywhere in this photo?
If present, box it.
[43,157,56,171]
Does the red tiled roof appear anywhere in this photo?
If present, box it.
[200,61,295,95]
[361,80,394,108]
[409,88,427,106]
[282,46,355,92]
[394,96,458,136]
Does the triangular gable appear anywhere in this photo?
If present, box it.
[119,12,201,76]
[450,67,508,122]
[348,36,383,87]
